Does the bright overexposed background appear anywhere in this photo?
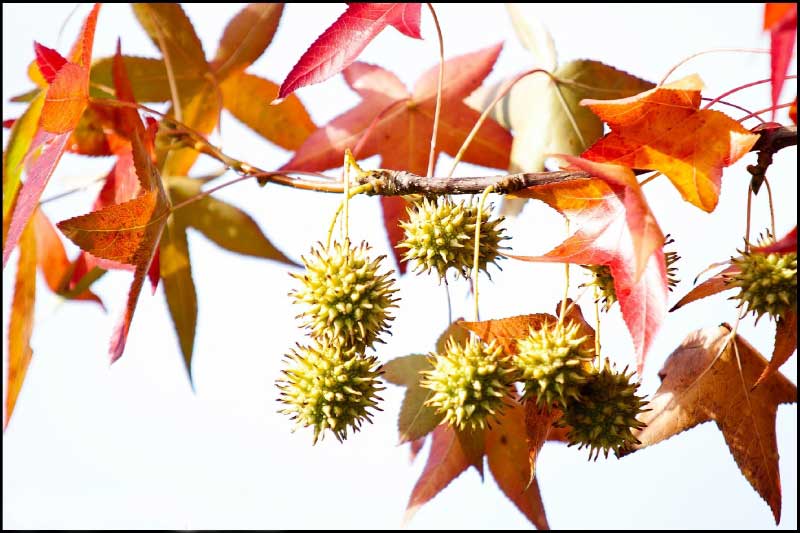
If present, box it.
[3,3,797,529]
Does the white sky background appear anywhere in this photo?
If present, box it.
[2,3,797,529]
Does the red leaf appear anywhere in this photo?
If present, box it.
[2,118,15,129]
[752,226,797,254]
[3,131,71,267]
[2,4,100,267]
[148,248,160,294]
[764,4,797,118]
[487,400,550,529]
[278,3,422,99]
[33,42,67,84]
[510,157,667,373]
[404,425,481,523]
[284,44,511,270]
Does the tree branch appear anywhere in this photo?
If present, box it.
[195,125,796,197]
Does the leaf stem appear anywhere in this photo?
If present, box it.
[703,75,797,110]
[659,48,770,86]
[472,185,495,321]
[325,183,375,250]
[425,2,444,179]
[763,176,776,236]
[448,68,553,177]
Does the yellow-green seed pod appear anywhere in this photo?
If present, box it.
[277,341,384,444]
[291,240,399,351]
[422,337,514,431]
[559,360,648,460]
[397,197,507,281]
[728,244,797,322]
[514,321,595,409]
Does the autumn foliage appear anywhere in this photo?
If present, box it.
[2,3,797,529]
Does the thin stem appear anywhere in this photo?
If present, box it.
[40,174,108,204]
[170,174,253,213]
[703,75,797,110]
[659,48,770,86]
[593,285,602,362]
[738,102,794,123]
[444,279,453,326]
[343,154,352,241]
[558,220,571,327]
[448,68,552,177]
[701,97,765,124]
[763,176,776,236]
[149,11,183,123]
[325,184,374,249]
[638,171,662,187]
[472,185,495,321]
[425,2,444,179]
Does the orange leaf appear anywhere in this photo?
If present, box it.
[57,191,167,266]
[487,399,550,530]
[459,313,556,354]
[581,74,759,212]
[670,263,740,312]
[212,3,284,79]
[5,220,36,431]
[220,72,316,151]
[630,325,797,523]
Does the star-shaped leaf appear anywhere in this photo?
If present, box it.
[628,325,797,523]
[283,44,512,271]
[277,3,422,99]
[510,157,667,372]
[581,74,759,212]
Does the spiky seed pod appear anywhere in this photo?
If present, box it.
[559,361,648,460]
[397,197,507,280]
[581,236,681,312]
[421,337,515,431]
[728,245,797,322]
[513,321,596,409]
[277,341,384,444]
[291,240,399,351]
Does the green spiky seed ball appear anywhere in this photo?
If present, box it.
[559,361,647,460]
[513,321,596,409]
[422,337,514,431]
[277,341,384,444]
[398,197,507,280]
[291,240,399,350]
[728,246,796,322]
[582,236,680,312]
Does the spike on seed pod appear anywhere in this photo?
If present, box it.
[513,320,596,409]
[421,336,515,431]
[291,240,399,351]
[727,232,797,322]
[581,235,681,312]
[277,340,384,444]
[397,197,508,281]
[558,360,648,460]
